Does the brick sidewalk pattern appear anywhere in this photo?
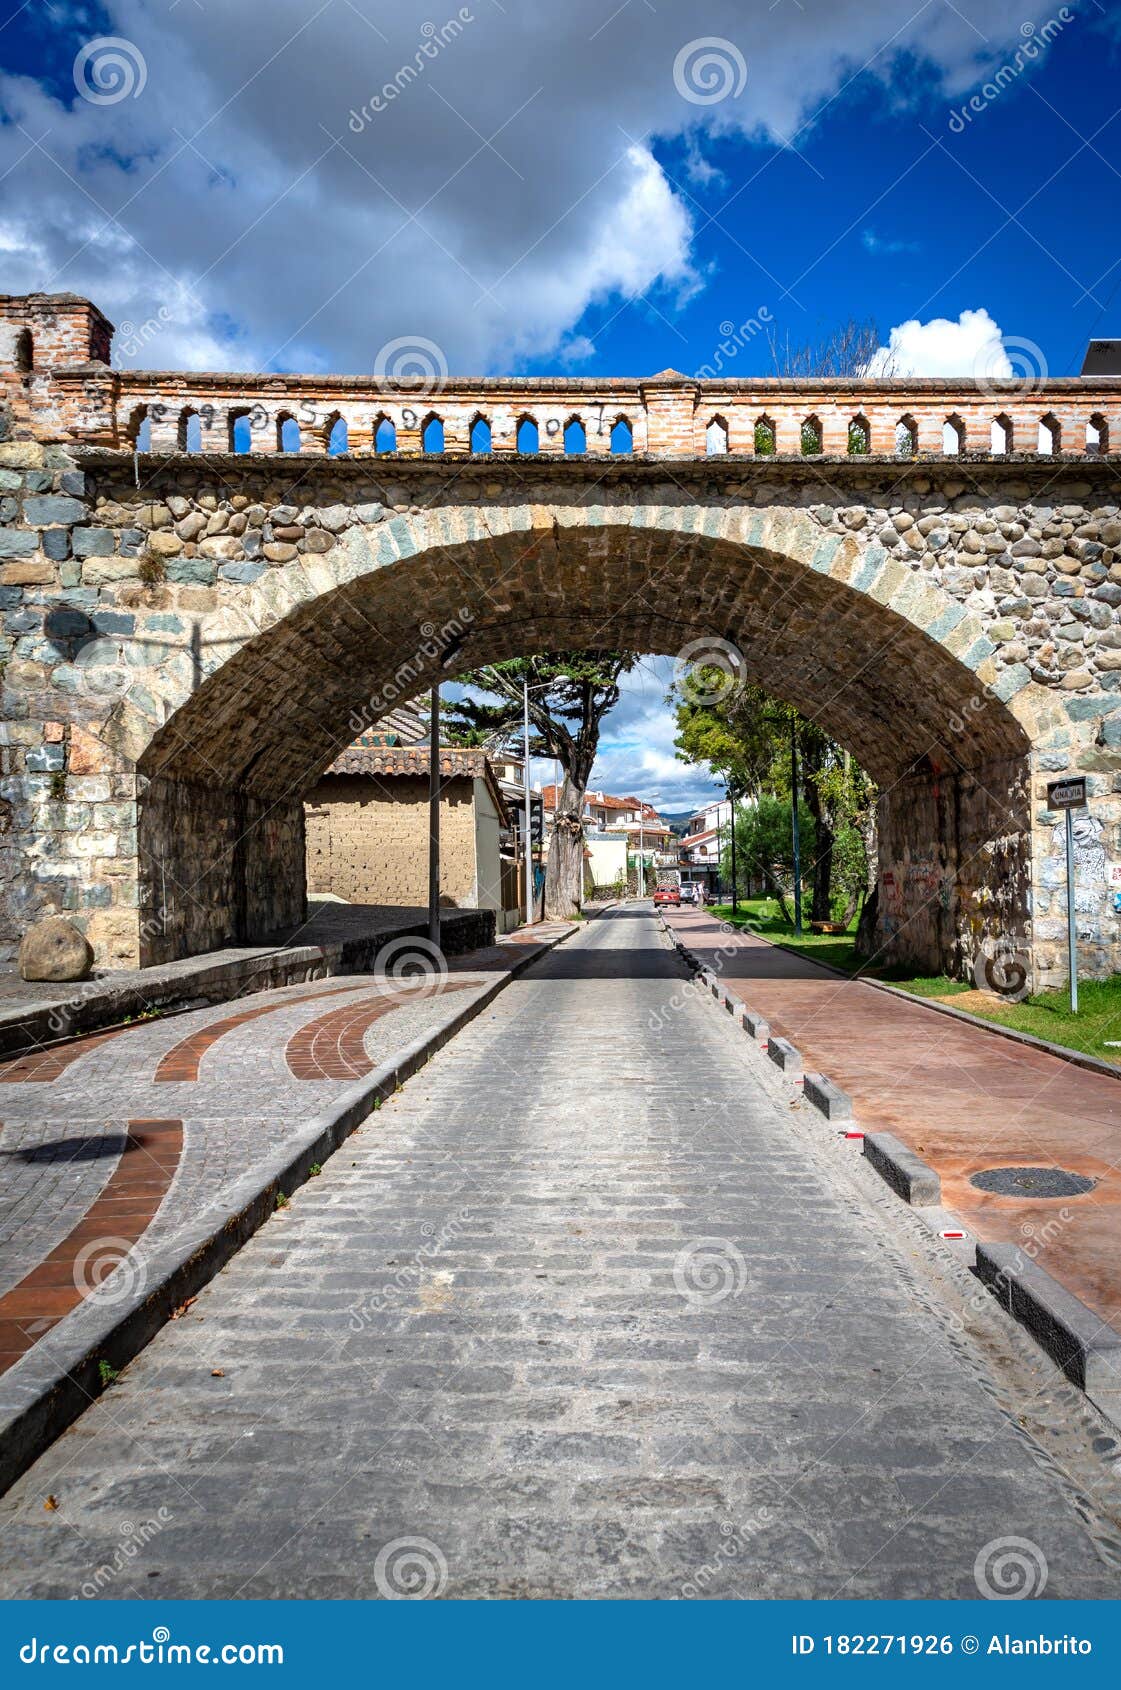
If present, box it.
[0,928,567,1384]
[667,909,1121,1332]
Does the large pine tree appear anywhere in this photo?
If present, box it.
[442,653,636,919]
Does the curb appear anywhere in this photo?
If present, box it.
[741,1007,770,1040]
[0,908,494,1061]
[976,1242,1121,1432]
[803,1072,854,1121]
[751,931,1121,1085]
[862,1131,941,1206]
[767,1036,803,1079]
[0,923,575,1497]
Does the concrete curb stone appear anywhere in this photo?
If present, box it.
[976,1242,1121,1431]
[767,1036,804,1079]
[803,1072,854,1121]
[863,1131,941,1206]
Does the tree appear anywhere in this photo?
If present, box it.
[441,652,637,920]
[727,796,816,922]
[673,682,877,926]
[768,316,889,379]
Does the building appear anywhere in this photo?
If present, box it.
[305,743,523,932]
[679,799,732,894]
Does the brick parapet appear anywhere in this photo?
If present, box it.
[1,292,1119,461]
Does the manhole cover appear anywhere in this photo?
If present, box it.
[969,1165,1095,1198]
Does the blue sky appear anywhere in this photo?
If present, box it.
[2,0,1118,808]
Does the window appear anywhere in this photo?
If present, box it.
[991,414,1012,455]
[128,407,151,451]
[610,416,633,454]
[327,415,348,456]
[754,416,775,456]
[800,416,822,456]
[1038,413,1060,455]
[278,415,301,454]
[563,416,586,454]
[896,415,917,456]
[375,415,397,453]
[422,414,444,453]
[1087,413,1108,456]
[942,415,964,455]
[705,416,729,456]
[14,327,32,372]
[179,410,202,453]
[848,415,870,455]
[516,415,539,453]
[470,415,491,454]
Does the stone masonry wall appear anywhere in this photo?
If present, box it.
[3,448,1121,984]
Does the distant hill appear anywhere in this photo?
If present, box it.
[660,809,698,835]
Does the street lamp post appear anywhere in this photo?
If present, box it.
[523,677,533,925]
[790,712,803,936]
[428,683,441,948]
[727,785,738,916]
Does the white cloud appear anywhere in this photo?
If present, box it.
[868,307,1010,377]
[589,657,722,814]
[0,1,1050,373]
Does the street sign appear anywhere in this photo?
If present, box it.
[1047,776,1087,809]
[1046,774,1087,1014]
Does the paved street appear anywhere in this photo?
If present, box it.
[0,906,1119,1599]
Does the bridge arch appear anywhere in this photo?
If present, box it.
[89,495,1050,977]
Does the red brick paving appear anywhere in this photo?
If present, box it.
[668,908,1121,1330]
[153,983,370,1082]
[0,1119,182,1374]
[0,1026,128,1084]
[286,982,475,1080]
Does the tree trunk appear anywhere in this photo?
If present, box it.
[544,770,589,919]
[854,801,879,957]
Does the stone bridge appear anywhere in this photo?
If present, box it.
[3,290,1121,989]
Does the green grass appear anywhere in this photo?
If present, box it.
[942,975,1121,1062]
[707,898,1121,1063]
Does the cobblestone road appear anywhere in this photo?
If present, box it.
[1,907,1119,1599]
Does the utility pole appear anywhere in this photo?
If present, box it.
[428,683,440,948]
[523,677,533,926]
[638,806,644,898]
[728,786,738,915]
[790,712,803,936]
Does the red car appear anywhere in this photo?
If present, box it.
[653,885,681,907]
